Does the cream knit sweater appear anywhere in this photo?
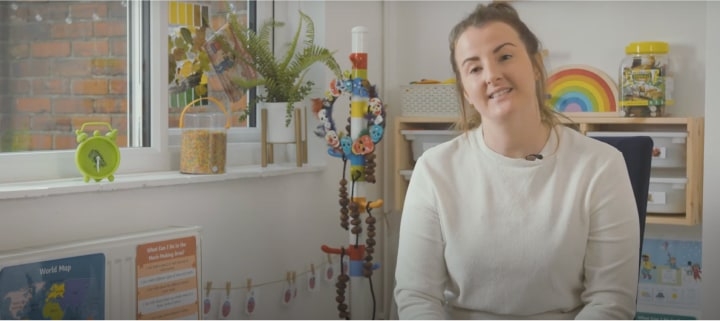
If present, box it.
[394,125,639,319]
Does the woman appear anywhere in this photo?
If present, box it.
[394,2,639,319]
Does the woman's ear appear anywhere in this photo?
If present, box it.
[533,52,545,80]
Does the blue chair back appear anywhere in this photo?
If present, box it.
[591,136,653,252]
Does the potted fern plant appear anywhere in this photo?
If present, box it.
[206,10,342,143]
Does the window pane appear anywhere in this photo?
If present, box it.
[0,1,130,152]
[167,0,253,129]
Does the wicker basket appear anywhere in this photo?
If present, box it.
[400,84,461,117]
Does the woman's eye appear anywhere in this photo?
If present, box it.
[501,54,512,61]
[469,66,482,74]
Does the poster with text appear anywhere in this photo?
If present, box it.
[0,253,105,320]
[136,236,199,320]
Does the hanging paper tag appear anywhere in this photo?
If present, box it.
[202,291,218,320]
[218,296,232,319]
[244,289,256,316]
[307,270,318,292]
[324,262,335,282]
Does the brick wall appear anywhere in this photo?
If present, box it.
[0,1,249,152]
[0,1,128,152]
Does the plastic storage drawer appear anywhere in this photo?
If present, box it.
[647,175,687,214]
[587,131,687,168]
[401,130,460,161]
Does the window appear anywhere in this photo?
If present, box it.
[0,0,266,184]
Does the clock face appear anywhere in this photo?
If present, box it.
[75,136,120,182]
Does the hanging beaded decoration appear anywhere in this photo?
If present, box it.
[313,67,386,319]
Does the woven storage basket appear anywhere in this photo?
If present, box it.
[400,84,461,117]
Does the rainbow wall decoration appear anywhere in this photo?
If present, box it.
[547,65,619,113]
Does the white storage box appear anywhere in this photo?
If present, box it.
[647,175,687,214]
[400,84,461,117]
[401,130,460,161]
[586,131,687,168]
[399,170,413,181]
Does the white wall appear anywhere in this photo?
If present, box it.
[0,172,348,319]
[701,2,720,318]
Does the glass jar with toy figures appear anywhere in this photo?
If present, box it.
[619,41,674,117]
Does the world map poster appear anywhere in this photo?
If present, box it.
[0,253,105,320]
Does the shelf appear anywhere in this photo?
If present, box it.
[393,115,704,226]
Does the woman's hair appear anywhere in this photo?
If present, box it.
[448,1,562,131]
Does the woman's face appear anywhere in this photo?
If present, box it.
[454,22,538,124]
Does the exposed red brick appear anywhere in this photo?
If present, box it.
[109,79,126,94]
[111,116,127,135]
[10,44,29,59]
[94,98,125,113]
[35,3,68,22]
[107,2,128,19]
[116,134,128,147]
[32,79,68,95]
[14,60,51,77]
[12,80,32,95]
[72,116,112,129]
[93,21,126,37]
[3,131,31,152]
[16,98,51,113]
[72,79,108,95]
[110,39,126,56]
[31,41,71,58]
[54,134,77,150]
[73,40,109,57]
[9,115,31,130]
[51,22,94,38]
[31,114,59,131]
[9,23,50,41]
[91,58,126,76]
[30,134,52,151]
[54,98,94,114]
[70,3,108,20]
[56,59,93,77]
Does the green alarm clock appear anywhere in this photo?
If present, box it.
[75,122,121,182]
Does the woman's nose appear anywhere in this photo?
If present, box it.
[484,62,502,85]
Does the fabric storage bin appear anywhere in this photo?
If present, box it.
[586,131,687,168]
[400,84,461,117]
[401,130,460,161]
[647,175,687,214]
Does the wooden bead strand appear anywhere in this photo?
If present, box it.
[349,200,362,236]
[363,206,377,278]
[339,157,350,230]
[364,152,376,183]
[336,248,350,320]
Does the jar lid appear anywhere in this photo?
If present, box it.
[626,41,669,54]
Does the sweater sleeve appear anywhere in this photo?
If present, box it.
[575,151,640,320]
[394,157,448,319]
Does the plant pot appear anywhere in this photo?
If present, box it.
[260,102,298,143]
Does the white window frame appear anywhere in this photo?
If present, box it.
[0,0,278,185]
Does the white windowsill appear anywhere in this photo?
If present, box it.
[0,163,326,200]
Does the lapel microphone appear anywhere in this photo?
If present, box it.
[524,154,543,161]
